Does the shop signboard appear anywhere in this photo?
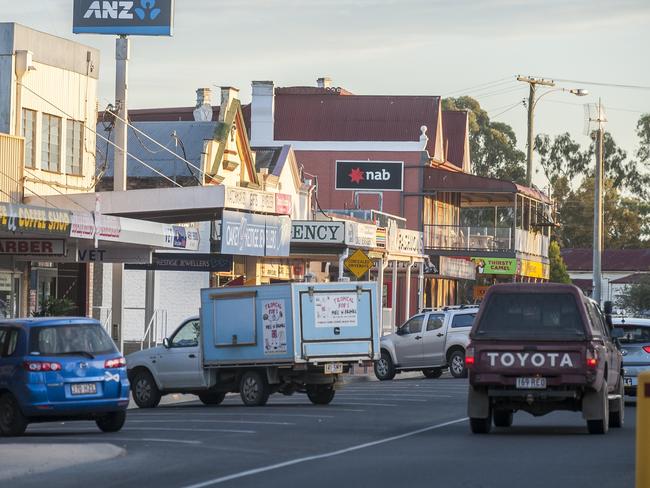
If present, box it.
[77,247,151,264]
[0,203,71,237]
[224,187,280,214]
[426,256,476,280]
[344,221,377,248]
[70,212,122,240]
[519,259,550,280]
[473,285,490,301]
[126,253,232,272]
[275,193,292,216]
[73,0,175,36]
[335,161,403,191]
[291,221,345,244]
[162,224,200,251]
[471,257,517,275]
[219,210,291,257]
[0,239,65,256]
[394,229,423,256]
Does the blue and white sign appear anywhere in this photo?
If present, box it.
[220,211,291,257]
[73,0,175,36]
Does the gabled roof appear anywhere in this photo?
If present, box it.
[562,249,650,272]
[442,110,470,171]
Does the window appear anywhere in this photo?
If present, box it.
[612,325,650,344]
[426,314,444,331]
[1,328,18,356]
[41,113,61,172]
[22,109,36,168]
[400,316,424,335]
[29,323,117,355]
[451,313,476,329]
[171,319,200,347]
[66,119,84,175]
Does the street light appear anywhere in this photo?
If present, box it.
[517,76,589,186]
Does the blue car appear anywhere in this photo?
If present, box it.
[0,317,129,436]
[612,317,650,396]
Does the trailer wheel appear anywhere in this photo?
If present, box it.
[240,371,270,406]
[306,385,336,405]
[198,392,226,405]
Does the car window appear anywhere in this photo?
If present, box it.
[0,327,7,356]
[29,323,117,356]
[4,329,18,356]
[171,319,200,347]
[586,302,608,338]
[451,313,476,329]
[612,325,650,344]
[400,316,424,335]
[426,314,444,331]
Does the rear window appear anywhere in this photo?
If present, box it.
[612,325,650,344]
[451,313,476,329]
[29,323,117,356]
[474,293,586,340]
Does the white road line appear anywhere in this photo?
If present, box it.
[26,426,257,434]
[337,393,452,398]
[106,437,203,445]
[336,396,428,402]
[333,402,399,407]
[180,417,468,488]
[128,412,335,419]
[127,419,293,426]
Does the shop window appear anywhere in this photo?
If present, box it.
[66,119,84,175]
[22,109,36,168]
[523,198,530,231]
[41,113,61,172]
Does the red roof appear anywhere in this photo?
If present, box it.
[442,110,469,170]
[273,90,441,155]
[562,249,650,272]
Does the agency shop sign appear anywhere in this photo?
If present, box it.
[73,0,175,36]
[219,210,291,257]
[291,221,345,244]
[335,161,403,191]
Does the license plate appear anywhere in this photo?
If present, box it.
[324,362,343,374]
[624,377,633,387]
[516,377,547,389]
[71,383,97,395]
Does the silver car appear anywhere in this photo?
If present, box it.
[612,317,650,396]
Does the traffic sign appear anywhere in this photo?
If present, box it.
[344,249,374,279]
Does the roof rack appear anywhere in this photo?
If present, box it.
[419,304,479,313]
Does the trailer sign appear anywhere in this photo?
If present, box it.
[73,0,175,36]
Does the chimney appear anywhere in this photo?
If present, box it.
[251,81,275,146]
[316,77,332,89]
[193,88,213,122]
[218,86,240,123]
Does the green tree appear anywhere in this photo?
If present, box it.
[443,96,526,183]
[32,296,75,317]
[616,275,650,315]
[548,240,571,283]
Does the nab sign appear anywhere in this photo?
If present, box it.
[335,161,403,191]
[73,0,175,36]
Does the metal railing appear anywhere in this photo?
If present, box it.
[141,309,168,350]
[423,225,513,251]
[92,305,168,352]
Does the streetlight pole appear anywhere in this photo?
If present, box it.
[592,98,605,305]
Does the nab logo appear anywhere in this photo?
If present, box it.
[83,1,161,20]
[348,167,392,184]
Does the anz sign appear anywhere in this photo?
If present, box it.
[73,0,174,36]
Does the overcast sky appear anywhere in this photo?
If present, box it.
[4,0,650,188]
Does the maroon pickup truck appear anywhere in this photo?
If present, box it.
[466,283,624,435]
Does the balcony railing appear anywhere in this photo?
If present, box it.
[424,225,549,257]
[0,133,24,203]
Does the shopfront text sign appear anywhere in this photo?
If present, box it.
[77,247,151,264]
[394,229,424,256]
[0,203,71,236]
[0,239,65,256]
[291,221,345,244]
[335,161,403,191]
[471,257,517,275]
[427,256,476,280]
[73,0,175,36]
[224,187,290,215]
[126,252,232,272]
[519,259,550,280]
[344,221,377,248]
[220,210,291,257]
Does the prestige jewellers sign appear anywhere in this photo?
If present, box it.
[335,161,403,191]
[73,0,175,36]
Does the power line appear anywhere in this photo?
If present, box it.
[531,76,650,91]
[473,85,527,100]
[441,76,513,98]
[544,99,647,114]
[491,101,525,119]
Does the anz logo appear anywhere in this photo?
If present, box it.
[83,1,161,20]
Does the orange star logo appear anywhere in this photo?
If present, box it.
[349,167,365,184]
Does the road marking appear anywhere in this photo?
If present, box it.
[127,419,294,426]
[337,392,452,398]
[105,437,202,445]
[25,426,257,435]
[333,402,398,407]
[180,417,468,488]
[128,412,336,419]
[336,396,428,402]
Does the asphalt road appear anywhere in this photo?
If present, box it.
[1,375,637,488]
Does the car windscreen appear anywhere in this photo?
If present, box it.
[29,323,118,356]
[612,325,650,344]
[474,293,586,340]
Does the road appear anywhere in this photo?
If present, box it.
[1,375,636,488]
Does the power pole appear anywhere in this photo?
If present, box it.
[517,76,555,186]
[592,98,605,305]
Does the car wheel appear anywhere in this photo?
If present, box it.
[240,371,270,406]
[306,385,336,405]
[493,409,514,427]
[198,392,226,405]
[0,393,27,437]
[96,410,126,433]
[609,377,624,428]
[132,370,161,409]
[469,412,492,434]
[449,350,467,378]
[374,352,396,381]
[422,368,443,379]
[586,380,609,435]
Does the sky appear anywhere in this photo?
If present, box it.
[3,0,650,188]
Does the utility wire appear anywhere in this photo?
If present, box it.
[531,76,650,91]
[442,76,513,97]
[491,101,525,119]
[22,168,94,212]
[18,83,182,188]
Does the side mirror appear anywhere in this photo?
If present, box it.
[396,327,406,336]
[603,301,613,315]
[162,337,170,349]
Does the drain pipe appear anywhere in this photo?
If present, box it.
[338,248,349,281]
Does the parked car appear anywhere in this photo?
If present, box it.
[374,306,478,380]
[466,283,624,435]
[0,318,129,436]
[611,317,650,396]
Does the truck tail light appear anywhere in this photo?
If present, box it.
[23,361,62,372]
[586,349,598,368]
[104,357,126,369]
[465,346,475,367]
[643,346,650,354]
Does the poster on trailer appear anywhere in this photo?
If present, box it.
[262,300,287,354]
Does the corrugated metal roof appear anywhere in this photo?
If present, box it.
[252,146,283,175]
[442,110,468,169]
[273,92,440,154]
[562,249,650,271]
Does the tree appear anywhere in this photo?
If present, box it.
[616,275,650,315]
[443,96,526,183]
[548,240,571,283]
